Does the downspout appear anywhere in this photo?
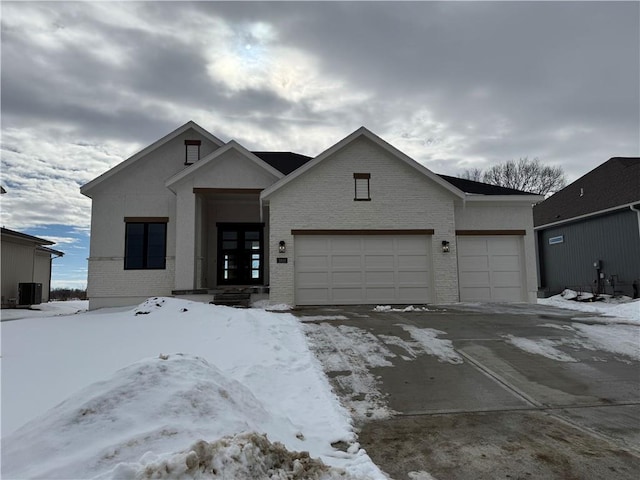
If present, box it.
[631,204,640,240]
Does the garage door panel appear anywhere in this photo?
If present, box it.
[460,238,489,255]
[297,288,330,304]
[331,237,361,252]
[397,287,430,301]
[460,286,492,301]
[457,236,524,302]
[365,255,394,269]
[364,236,394,250]
[398,255,430,269]
[332,288,364,302]
[297,271,328,286]
[492,271,522,287]
[296,237,329,254]
[365,270,395,285]
[296,235,432,305]
[397,271,429,285]
[332,255,361,269]
[459,256,490,271]
[491,255,520,271]
[332,271,362,285]
[297,255,328,269]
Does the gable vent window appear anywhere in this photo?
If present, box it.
[354,173,371,201]
[185,140,201,165]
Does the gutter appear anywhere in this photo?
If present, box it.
[535,201,640,230]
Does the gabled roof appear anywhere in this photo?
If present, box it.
[165,140,284,190]
[261,126,466,201]
[81,121,225,197]
[1,227,64,256]
[437,174,535,195]
[252,152,313,175]
[534,157,640,227]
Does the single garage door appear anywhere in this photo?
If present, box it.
[457,236,525,302]
[295,234,432,305]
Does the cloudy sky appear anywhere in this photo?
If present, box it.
[1,1,638,288]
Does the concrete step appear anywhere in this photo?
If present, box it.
[211,292,251,308]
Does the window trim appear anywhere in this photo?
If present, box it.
[185,140,201,165]
[124,219,168,270]
[353,173,371,201]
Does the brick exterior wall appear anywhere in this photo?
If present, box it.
[267,136,460,305]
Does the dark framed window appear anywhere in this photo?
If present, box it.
[185,140,201,164]
[354,173,371,201]
[124,220,167,269]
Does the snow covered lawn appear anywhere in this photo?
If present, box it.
[1,298,385,479]
[538,290,640,325]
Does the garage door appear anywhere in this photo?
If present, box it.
[457,236,525,302]
[295,235,432,305]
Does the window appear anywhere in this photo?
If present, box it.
[185,140,201,164]
[124,220,167,269]
[354,173,371,201]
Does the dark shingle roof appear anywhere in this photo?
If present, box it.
[437,174,535,195]
[533,157,640,227]
[252,152,313,175]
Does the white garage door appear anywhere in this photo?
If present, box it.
[295,235,432,305]
[457,236,525,302]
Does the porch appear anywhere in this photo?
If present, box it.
[173,188,271,294]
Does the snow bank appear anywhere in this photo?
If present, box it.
[2,298,385,479]
[538,291,639,324]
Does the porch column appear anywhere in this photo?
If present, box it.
[174,185,197,290]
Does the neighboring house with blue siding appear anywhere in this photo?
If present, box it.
[534,157,640,297]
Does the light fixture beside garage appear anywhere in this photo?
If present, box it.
[278,240,286,254]
[441,240,450,253]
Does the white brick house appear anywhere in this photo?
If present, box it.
[81,122,542,309]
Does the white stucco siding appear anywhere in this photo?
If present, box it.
[454,202,538,302]
[267,136,459,305]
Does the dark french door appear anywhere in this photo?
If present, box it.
[217,223,264,285]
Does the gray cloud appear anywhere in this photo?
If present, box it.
[1,0,638,233]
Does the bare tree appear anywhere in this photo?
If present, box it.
[459,157,566,195]
[459,167,484,182]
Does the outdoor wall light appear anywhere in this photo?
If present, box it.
[441,240,450,253]
[278,240,286,254]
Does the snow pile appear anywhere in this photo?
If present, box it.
[1,298,385,479]
[251,299,293,311]
[373,305,433,312]
[104,433,357,480]
[538,291,639,324]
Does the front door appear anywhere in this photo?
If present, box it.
[217,223,264,285]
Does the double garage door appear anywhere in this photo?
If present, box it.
[457,236,526,302]
[295,234,432,305]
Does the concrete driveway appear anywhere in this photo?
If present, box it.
[293,303,640,480]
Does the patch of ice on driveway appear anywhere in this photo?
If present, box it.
[399,325,463,364]
[299,315,349,322]
[303,323,397,420]
[504,335,578,362]
[409,471,438,480]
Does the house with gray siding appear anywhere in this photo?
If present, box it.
[81,121,542,310]
[1,228,64,306]
[534,157,640,297]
